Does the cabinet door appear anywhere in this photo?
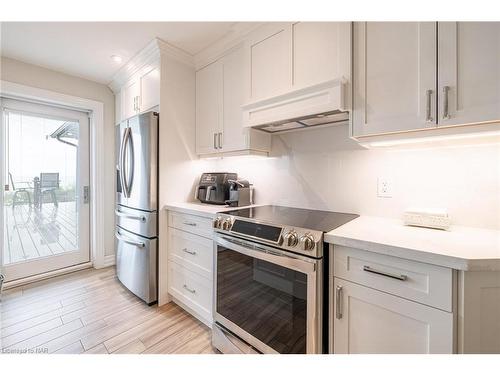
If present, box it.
[140,67,160,113]
[122,79,140,120]
[333,278,454,354]
[352,22,437,137]
[115,90,122,125]
[292,22,351,89]
[438,22,500,126]
[196,61,223,154]
[221,45,247,152]
[246,23,292,102]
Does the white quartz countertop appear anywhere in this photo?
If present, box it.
[164,201,257,219]
[325,216,500,271]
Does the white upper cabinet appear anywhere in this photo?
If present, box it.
[121,79,141,121]
[116,67,160,123]
[140,67,160,113]
[246,23,292,103]
[352,22,437,137]
[195,45,271,156]
[195,61,223,155]
[245,22,351,105]
[352,21,500,141]
[437,22,500,126]
[292,22,351,89]
[221,46,247,152]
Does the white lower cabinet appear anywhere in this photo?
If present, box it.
[330,246,455,354]
[166,211,214,327]
[332,278,454,354]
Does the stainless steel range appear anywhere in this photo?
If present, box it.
[211,205,358,354]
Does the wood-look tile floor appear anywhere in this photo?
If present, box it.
[0,267,217,354]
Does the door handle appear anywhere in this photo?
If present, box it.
[115,230,145,248]
[363,265,408,281]
[213,133,217,150]
[442,86,451,120]
[115,209,146,222]
[218,132,223,149]
[119,127,129,198]
[83,186,90,204]
[425,89,434,123]
[335,285,343,319]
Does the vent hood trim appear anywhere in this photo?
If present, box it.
[242,78,348,133]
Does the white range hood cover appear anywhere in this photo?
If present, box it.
[242,78,348,133]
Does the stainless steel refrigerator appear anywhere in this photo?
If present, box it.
[115,111,158,305]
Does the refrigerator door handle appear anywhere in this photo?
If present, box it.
[115,209,146,222]
[127,127,135,198]
[115,229,145,248]
[119,126,128,198]
[120,127,130,198]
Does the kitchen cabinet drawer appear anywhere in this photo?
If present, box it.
[332,278,454,353]
[168,228,213,280]
[333,246,453,311]
[168,211,213,238]
[168,261,212,324]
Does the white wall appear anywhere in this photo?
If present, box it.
[0,56,116,256]
[203,124,500,230]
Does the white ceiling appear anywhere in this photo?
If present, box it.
[0,22,254,84]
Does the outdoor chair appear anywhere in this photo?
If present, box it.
[8,172,32,208]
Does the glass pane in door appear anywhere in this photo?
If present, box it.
[3,111,80,265]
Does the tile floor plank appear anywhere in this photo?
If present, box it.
[1,267,216,354]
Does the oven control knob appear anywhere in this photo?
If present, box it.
[299,233,316,251]
[284,230,299,247]
[213,216,223,229]
[221,218,232,231]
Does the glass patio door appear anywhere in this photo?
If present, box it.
[1,98,90,282]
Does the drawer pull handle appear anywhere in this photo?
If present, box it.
[182,248,197,255]
[335,285,343,319]
[183,284,196,294]
[183,221,197,227]
[363,265,408,281]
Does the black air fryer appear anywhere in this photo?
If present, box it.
[196,173,237,205]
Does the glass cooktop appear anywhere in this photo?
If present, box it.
[220,205,358,233]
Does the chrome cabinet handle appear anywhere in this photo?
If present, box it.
[182,248,197,255]
[115,231,145,248]
[183,221,197,227]
[425,89,434,123]
[213,133,217,149]
[335,285,343,319]
[363,265,408,281]
[183,284,196,294]
[218,132,223,149]
[442,86,451,120]
[115,209,146,222]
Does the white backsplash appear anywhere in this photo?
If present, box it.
[197,124,500,230]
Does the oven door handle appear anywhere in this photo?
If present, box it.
[214,234,317,274]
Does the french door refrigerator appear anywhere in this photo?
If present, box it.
[115,111,158,304]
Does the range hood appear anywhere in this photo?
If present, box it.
[242,78,349,133]
[253,110,349,133]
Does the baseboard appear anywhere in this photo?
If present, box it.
[102,254,116,268]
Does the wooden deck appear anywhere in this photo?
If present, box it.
[0,267,217,354]
[3,201,78,265]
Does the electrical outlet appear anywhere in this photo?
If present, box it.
[377,177,393,198]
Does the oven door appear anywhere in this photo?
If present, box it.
[213,233,322,354]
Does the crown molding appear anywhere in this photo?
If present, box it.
[194,22,265,70]
[108,38,194,93]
